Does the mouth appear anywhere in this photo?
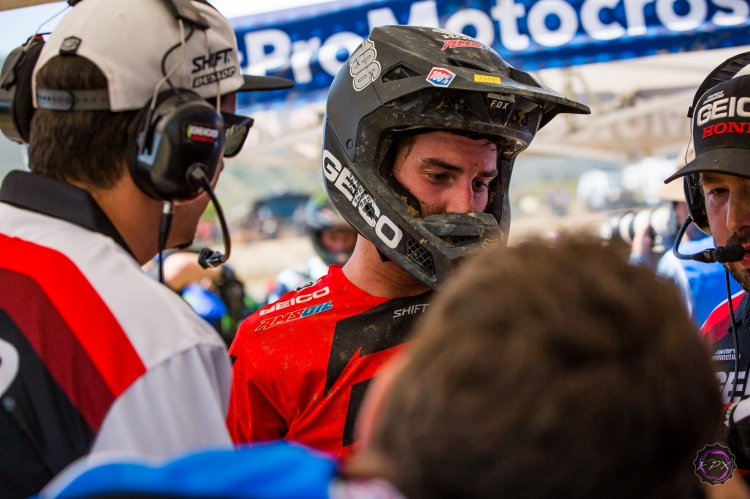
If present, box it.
[738,246,750,266]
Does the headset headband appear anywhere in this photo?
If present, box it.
[688,50,750,119]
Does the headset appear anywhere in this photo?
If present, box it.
[0,0,242,280]
[673,50,750,403]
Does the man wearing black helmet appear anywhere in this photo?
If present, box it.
[265,193,357,304]
[663,54,750,484]
[228,25,588,459]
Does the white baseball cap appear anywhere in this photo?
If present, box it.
[32,0,292,111]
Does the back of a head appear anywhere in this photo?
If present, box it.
[370,238,720,499]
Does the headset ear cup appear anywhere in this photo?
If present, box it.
[130,90,224,202]
[127,103,156,197]
[684,174,710,234]
[14,39,44,143]
[1,37,45,144]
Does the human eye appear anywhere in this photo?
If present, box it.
[473,179,490,190]
[704,185,728,197]
[426,171,449,182]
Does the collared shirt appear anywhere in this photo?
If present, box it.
[0,171,231,499]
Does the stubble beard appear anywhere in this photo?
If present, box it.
[724,232,750,292]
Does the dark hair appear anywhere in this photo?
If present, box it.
[370,238,720,499]
[29,56,137,189]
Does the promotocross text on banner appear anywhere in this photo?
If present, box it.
[232,0,750,108]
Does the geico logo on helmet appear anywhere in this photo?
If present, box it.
[322,25,589,289]
[323,150,402,249]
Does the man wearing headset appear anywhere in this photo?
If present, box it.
[0,0,291,497]
[664,65,750,483]
[227,25,589,459]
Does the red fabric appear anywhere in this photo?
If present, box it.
[228,266,408,460]
[0,234,145,430]
[700,290,746,344]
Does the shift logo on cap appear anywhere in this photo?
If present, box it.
[186,124,219,144]
[426,67,455,87]
[694,443,735,485]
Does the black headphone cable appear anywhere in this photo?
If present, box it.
[157,201,174,284]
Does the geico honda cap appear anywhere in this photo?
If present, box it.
[666,75,750,183]
[32,0,293,112]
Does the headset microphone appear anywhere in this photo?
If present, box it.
[673,216,749,263]
[188,166,230,269]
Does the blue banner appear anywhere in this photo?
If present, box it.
[232,0,750,108]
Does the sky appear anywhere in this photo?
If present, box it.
[0,0,330,57]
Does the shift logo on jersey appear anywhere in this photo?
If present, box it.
[694,443,735,485]
[255,301,334,331]
[0,338,19,397]
[323,150,403,249]
[393,303,429,318]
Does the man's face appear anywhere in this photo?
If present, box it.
[320,225,357,254]
[393,131,499,217]
[167,93,236,248]
[702,172,750,289]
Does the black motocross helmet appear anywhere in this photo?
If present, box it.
[323,26,590,288]
[305,192,356,265]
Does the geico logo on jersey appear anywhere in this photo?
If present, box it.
[186,124,219,143]
[255,301,334,331]
[426,67,455,88]
[323,150,403,249]
[393,303,430,319]
[259,286,331,316]
[695,95,750,126]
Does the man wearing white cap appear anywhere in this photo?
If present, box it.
[0,0,292,497]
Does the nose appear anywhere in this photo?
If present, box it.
[444,180,475,214]
[726,186,750,233]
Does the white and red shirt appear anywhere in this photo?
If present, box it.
[0,171,232,498]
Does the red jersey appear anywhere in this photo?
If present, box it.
[227,265,432,459]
